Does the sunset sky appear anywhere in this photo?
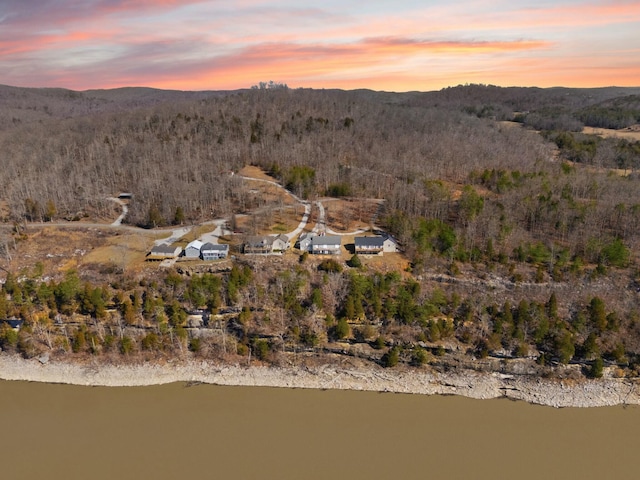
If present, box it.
[1,0,639,92]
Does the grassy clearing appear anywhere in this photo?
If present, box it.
[583,126,640,141]
[82,232,151,270]
[238,165,277,181]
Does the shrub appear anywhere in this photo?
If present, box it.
[0,324,18,351]
[381,346,400,368]
[141,332,160,351]
[331,318,350,340]
[347,254,362,268]
[600,238,630,268]
[120,336,134,355]
[372,336,386,350]
[318,259,343,273]
[411,348,428,367]
[326,183,352,197]
[71,329,86,353]
[189,337,201,353]
[252,339,270,361]
[589,356,604,378]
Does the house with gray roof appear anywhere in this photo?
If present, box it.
[295,233,316,251]
[243,236,274,254]
[354,236,384,255]
[201,243,229,260]
[310,235,341,255]
[149,244,182,259]
[272,234,291,252]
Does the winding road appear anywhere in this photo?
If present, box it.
[21,174,375,249]
[107,197,128,226]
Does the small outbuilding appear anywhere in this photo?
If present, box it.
[0,317,24,330]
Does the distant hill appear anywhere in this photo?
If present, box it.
[0,84,230,128]
[3,83,640,129]
[414,84,640,111]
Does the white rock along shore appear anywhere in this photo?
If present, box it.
[1,354,639,408]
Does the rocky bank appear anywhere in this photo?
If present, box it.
[1,354,639,408]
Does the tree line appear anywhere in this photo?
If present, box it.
[1,84,639,377]
[0,255,638,379]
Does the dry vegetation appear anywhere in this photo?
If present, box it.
[583,126,640,141]
[1,84,640,379]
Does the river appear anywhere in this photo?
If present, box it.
[1,380,638,479]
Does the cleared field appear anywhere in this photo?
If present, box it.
[583,126,640,141]
[81,232,153,270]
[6,227,158,278]
[238,165,277,181]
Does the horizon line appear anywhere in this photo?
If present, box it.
[2,82,640,95]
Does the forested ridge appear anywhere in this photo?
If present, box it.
[1,83,640,378]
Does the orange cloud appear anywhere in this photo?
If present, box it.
[0,1,638,91]
[358,37,552,55]
[135,38,554,92]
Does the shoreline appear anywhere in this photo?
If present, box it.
[1,354,638,408]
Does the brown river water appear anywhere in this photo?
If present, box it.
[1,380,638,479]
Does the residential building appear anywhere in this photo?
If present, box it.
[184,240,204,258]
[310,235,341,255]
[272,234,291,252]
[243,236,274,254]
[382,235,400,253]
[201,243,229,260]
[354,236,384,255]
[295,232,316,251]
[148,244,182,259]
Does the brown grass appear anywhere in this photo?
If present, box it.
[323,198,380,232]
[238,165,277,181]
[2,164,413,280]
[82,232,152,270]
[3,227,157,279]
[583,126,640,141]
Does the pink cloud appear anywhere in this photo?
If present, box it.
[0,1,638,91]
[453,1,640,33]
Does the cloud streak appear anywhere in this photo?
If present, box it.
[0,0,638,91]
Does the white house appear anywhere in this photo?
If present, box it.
[272,234,291,252]
[382,234,400,253]
[184,240,204,258]
[296,233,316,251]
[310,235,341,255]
[201,243,229,260]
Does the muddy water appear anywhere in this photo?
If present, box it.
[1,381,638,479]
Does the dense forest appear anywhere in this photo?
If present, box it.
[1,83,640,378]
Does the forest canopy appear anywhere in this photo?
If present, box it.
[1,84,640,375]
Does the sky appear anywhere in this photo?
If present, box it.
[1,0,639,92]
